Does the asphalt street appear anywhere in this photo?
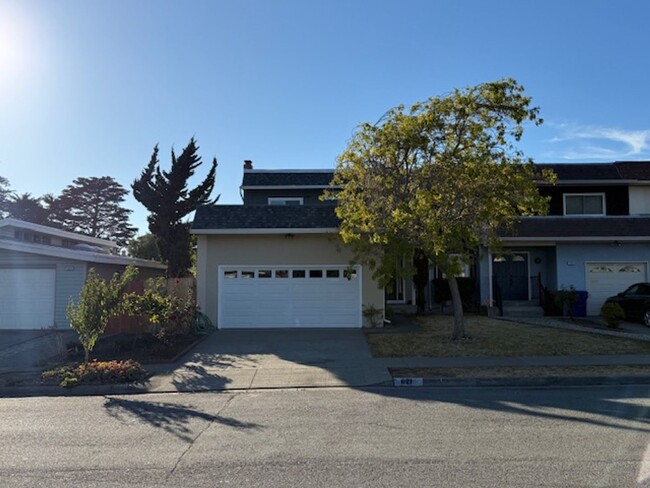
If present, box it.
[1,385,650,487]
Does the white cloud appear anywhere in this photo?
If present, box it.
[544,122,650,161]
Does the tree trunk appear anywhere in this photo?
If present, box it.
[447,275,465,339]
[84,348,90,363]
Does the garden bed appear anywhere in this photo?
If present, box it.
[65,333,204,364]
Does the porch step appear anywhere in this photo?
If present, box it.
[502,300,545,318]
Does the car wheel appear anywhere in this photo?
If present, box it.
[644,311,650,327]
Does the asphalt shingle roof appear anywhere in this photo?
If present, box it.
[613,161,650,180]
[510,216,650,238]
[192,204,340,230]
[242,171,335,187]
[536,163,621,180]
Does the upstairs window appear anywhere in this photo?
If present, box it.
[563,193,605,216]
[268,197,304,206]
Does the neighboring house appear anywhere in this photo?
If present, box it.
[191,162,383,329]
[478,161,650,316]
[0,218,166,330]
[192,160,650,328]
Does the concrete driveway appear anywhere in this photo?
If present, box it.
[0,329,77,373]
[148,329,391,392]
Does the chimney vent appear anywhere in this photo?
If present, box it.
[243,160,253,170]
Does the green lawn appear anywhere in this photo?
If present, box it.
[367,315,650,357]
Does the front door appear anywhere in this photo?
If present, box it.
[493,253,529,300]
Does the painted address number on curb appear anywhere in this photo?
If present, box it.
[394,377,423,387]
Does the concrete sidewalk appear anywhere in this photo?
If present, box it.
[377,354,650,369]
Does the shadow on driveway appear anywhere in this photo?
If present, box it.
[156,329,390,392]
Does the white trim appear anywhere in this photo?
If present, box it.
[267,197,304,205]
[0,239,166,269]
[0,218,118,248]
[191,228,338,235]
[563,192,606,216]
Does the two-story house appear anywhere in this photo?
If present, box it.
[192,160,650,328]
[478,161,650,317]
[0,218,165,329]
[191,161,384,329]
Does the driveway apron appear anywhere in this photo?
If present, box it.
[148,329,391,392]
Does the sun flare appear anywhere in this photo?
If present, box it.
[0,4,36,89]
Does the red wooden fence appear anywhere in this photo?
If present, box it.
[103,277,197,336]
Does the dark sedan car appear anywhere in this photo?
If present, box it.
[604,283,650,326]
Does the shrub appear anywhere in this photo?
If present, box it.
[555,285,578,317]
[41,360,147,388]
[363,305,384,327]
[67,266,139,362]
[601,302,625,329]
[123,277,196,343]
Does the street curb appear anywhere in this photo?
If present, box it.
[415,375,650,388]
[3,374,650,398]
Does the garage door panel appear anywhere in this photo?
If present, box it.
[586,262,647,315]
[0,268,56,329]
[219,265,361,328]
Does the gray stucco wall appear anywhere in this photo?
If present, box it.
[195,233,384,328]
[0,249,87,328]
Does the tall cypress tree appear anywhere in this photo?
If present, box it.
[132,138,218,277]
[48,177,137,246]
[0,176,11,218]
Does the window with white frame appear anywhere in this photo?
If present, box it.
[268,197,304,206]
[563,193,605,216]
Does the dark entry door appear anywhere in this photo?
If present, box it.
[493,253,529,300]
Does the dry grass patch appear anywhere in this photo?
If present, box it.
[367,315,650,358]
[391,365,650,378]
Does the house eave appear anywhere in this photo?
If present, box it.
[191,228,339,235]
[0,218,119,248]
[502,236,650,244]
[0,239,166,269]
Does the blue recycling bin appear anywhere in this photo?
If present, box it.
[571,291,588,317]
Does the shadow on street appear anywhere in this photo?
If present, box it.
[363,384,650,434]
[102,396,263,442]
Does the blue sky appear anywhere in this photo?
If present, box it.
[1,0,650,234]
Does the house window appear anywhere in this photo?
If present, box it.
[563,193,605,216]
[292,270,306,278]
[258,270,272,278]
[241,270,255,279]
[224,270,238,279]
[275,270,289,278]
[309,269,323,278]
[268,197,304,206]
[326,269,340,278]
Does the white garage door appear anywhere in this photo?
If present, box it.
[586,262,647,315]
[219,265,362,328]
[0,268,56,329]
